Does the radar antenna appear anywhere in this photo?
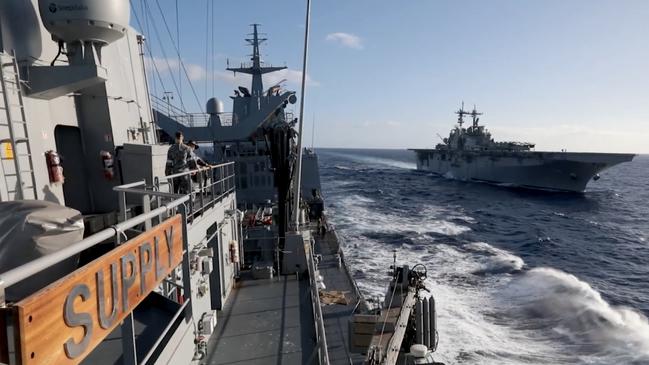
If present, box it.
[470,104,483,129]
[455,101,469,128]
[226,24,287,96]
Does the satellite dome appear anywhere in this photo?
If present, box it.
[206,97,224,115]
[38,0,129,44]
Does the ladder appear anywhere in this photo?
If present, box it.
[0,51,37,200]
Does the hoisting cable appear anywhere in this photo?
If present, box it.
[211,0,216,98]
[153,0,204,113]
[203,0,210,101]
[175,0,181,98]
[135,0,186,112]
[130,0,171,103]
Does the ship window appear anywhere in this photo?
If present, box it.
[240,176,248,189]
[254,163,259,172]
[441,154,446,161]
[239,163,248,174]
[254,176,260,186]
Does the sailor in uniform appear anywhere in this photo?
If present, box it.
[166,131,193,194]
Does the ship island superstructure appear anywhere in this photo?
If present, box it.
[411,104,635,192]
[0,1,444,365]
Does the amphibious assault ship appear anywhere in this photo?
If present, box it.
[411,104,635,192]
[0,1,443,364]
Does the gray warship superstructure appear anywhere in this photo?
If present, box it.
[0,2,443,365]
[411,104,635,192]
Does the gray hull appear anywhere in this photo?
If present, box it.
[411,150,635,192]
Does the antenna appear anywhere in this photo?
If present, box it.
[470,104,482,129]
[292,0,313,229]
[436,133,446,144]
[226,25,286,96]
[456,101,467,127]
[311,113,316,149]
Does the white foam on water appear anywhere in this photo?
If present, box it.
[501,268,649,364]
[360,156,416,170]
[333,164,353,171]
[322,151,416,170]
[340,235,563,364]
[331,194,471,237]
[465,242,525,275]
[329,193,649,364]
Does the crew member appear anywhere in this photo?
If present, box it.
[166,131,192,194]
[187,140,212,186]
[186,140,209,169]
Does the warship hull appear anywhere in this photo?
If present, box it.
[411,150,635,192]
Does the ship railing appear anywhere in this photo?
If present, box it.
[0,193,194,365]
[327,224,367,310]
[217,113,234,127]
[114,162,236,224]
[151,95,211,127]
[305,237,331,365]
[0,195,189,304]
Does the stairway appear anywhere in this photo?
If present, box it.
[0,51,37,200]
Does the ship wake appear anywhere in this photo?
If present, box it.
[328,194,649,365]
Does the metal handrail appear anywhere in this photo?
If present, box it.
[138,298,191,365]
[116,163,236,221]
[0,195,189,295]
[151,95,210,127]
[306,240,330,365]
[329,226,366,308]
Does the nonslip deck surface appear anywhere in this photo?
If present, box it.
[313,228,367,365]
[205,274,316,364]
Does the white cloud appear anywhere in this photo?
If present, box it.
[358,120,402,128]
[265,69,320,87]
[325,32,364,49]
[386,120,402,127]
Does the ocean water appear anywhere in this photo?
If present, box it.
[318,148,649,365]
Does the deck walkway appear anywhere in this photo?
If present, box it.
[205,223,366,365]
[205,273,316,365]
[313,227,367,365]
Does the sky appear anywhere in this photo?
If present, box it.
[131,0,649,153]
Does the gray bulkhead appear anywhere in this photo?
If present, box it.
[0,0,155,213]
[0,2,243,362]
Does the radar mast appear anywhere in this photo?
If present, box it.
[470,105,483,129]
[455,101,469,128]
[226,24,287,96]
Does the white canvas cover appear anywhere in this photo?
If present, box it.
[0,200,84,301]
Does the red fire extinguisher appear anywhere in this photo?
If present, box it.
[100,150,114,180]
[45,150,64,184]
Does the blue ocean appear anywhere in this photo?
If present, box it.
[318,148,649,365]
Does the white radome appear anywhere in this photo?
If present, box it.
[38,0,130,44]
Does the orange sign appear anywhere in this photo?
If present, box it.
[14,215,184,365]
